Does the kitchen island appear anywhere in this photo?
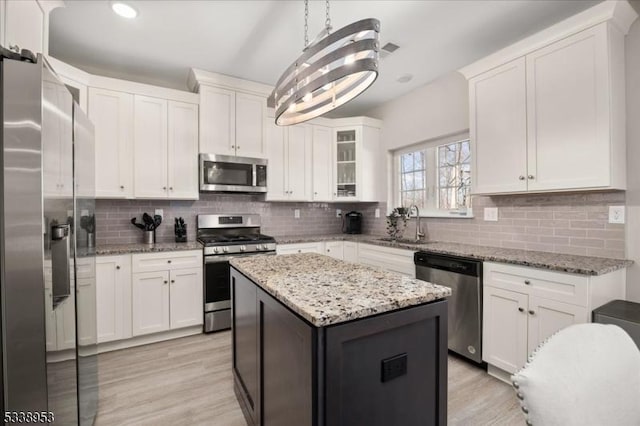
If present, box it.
[229,253,451,426]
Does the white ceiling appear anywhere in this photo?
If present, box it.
[49,0,601,117]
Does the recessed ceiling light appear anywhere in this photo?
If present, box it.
[111,2,138,19]
[397,74,413,83]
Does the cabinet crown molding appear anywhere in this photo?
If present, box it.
[188,68,273,98]
[459,0,638,79]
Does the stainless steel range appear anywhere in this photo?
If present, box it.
[197,214,276,333]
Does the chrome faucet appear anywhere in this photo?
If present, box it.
[409,205,425,242]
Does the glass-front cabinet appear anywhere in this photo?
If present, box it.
[334,127,360,200]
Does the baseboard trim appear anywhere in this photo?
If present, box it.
[487,364,513,384]
[97,326,202,354]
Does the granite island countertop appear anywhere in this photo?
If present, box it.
[95,241,202,256]
[230,253,452,327]
[273,234,632,276]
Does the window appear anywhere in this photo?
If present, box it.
[394,135,472,217]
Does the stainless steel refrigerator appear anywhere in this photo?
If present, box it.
[1,50,98,424]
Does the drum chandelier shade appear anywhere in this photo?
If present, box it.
[270,2,380,126]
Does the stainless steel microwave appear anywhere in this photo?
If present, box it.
[199,154,268,193]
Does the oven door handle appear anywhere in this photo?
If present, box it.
[204,251,277,263]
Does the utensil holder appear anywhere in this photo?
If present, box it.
[87,232,95,248]
[143,231,155,245]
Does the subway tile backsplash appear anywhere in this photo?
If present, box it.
[95,194,373,246]
[96,191,626,259]
[366,192,626,259]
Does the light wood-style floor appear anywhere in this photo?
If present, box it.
[95,332,522,426]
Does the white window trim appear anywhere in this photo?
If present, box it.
[389,131,474,219]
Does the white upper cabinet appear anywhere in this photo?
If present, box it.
[265,120,312,201]
[526,24,615,191]
[199,85,266,158]
[265,118,287,200]
[235,92,266,158]
[470,58,528,194]
[2,0,43,54]
[134,96,199,200]
[167,101,199,199]
[134,95,169,198]
[311,126,333,202]
[89,88,134,198]
[333,125,382,202]
[199,85,235,156]
[286,125,312,201]
[464,16,631,195]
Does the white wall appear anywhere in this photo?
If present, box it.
[626,12,640,302]
[365,71,469,200]
[366,71,469,151]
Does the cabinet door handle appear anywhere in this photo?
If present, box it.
[167,260,172,263]
[163,186,167,190]
[231,145,235,149]
[171,280,175,284]
[120,185,125,189]
[528,310,535,315]
[528,175,535,180]
[297,250,302,253]
[524,280,531,285]
[169,187,173,191]
[518,307,524,313]
[327,249,331,252]
[237,146,240,150]
[164,280,168,284]
[518,175,525,181]
[116,265,121,270]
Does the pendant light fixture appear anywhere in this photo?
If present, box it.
[270,0,380,126]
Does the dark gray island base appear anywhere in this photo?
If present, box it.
[229,254,451,426]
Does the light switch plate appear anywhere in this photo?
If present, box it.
[81,209,89,217]
[155,209,163,218]
[294,209,300,219]
[609,206,625,224]
[336,209,342,218]
[484,207,498,222]
[375,208,380,218]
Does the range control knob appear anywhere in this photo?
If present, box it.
[240,245,246,252]
[223,247,229,253]
[213,247,219,254]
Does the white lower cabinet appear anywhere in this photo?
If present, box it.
[96,255,132,343]
[131,251,203,337]
[169,267,204,329]
[343,242,358,263]
[276,242,325,255]
[324,241,344,260]
[357,243,416,277]
[276,241,415,276]
[482,262,623,376]
[132,270,171,336]
[76,277,97,346]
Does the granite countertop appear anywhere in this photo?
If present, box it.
[274,234,632,276]
[96,241,202,256]
[230,253,452,327]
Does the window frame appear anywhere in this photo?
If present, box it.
[391,132,473,218]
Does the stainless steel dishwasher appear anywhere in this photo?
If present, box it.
[415,252,483,364]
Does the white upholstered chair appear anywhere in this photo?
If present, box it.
[511,323,640,426]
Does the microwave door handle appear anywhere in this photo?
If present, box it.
[51,224,71,309]
[252,164,257,187]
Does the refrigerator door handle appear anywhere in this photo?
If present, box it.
[51,224,71,309]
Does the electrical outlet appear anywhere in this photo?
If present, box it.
[294,209,300,219]
[609,206,625,224]
[375,208,380,218]
[484,207,498,222]
[155,209,163,218]
[336,209,342,218]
